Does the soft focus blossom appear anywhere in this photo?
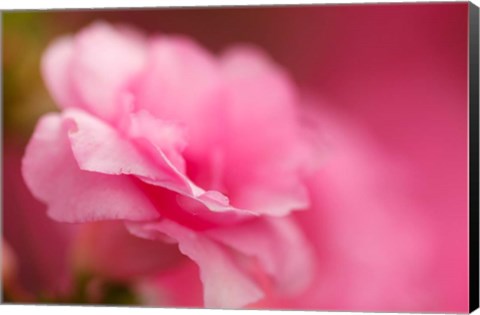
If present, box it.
[22,22,317,308]
[141,104,466,312]
[12,4,469,312]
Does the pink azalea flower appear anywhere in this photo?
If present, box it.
[22,22,317,308]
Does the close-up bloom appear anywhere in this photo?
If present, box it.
[3,4,471,313]
[21,22,318,308]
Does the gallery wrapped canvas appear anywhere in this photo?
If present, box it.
[2,2,479,313]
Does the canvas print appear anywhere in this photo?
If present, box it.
[2,3,477,313]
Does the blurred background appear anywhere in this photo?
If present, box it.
[3,3,469,311]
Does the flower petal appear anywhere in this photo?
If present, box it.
[65,109,257,227]
[220,46,310,216]
[127,219,264,308]
[207,217,314,295]
[64,109,179,187]
[70,22,147,122]
[22,113,160,222]
[133,36,225,160]
[41,36,81,110]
